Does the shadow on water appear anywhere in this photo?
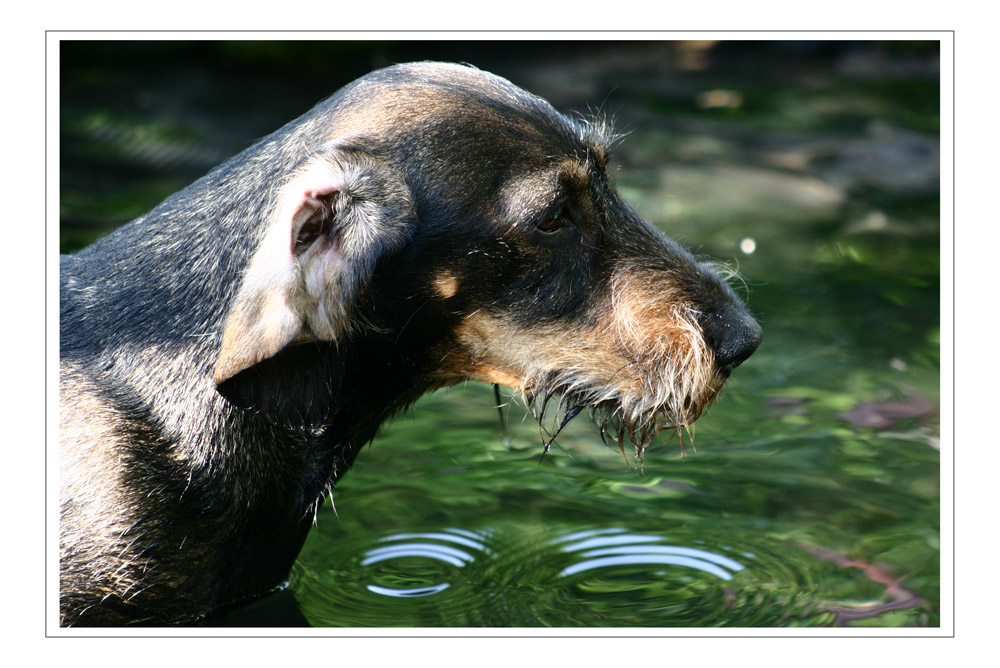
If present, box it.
[60,40,941,627]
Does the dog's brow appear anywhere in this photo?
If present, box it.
[558,159,592,189]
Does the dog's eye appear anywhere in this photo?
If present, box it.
[536,207,569,234]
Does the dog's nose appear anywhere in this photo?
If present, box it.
[698,308,762,371]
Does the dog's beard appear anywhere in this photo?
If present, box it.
[459,277,731,465]
[519,337,727,467]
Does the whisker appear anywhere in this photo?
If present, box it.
[540,404,585,459]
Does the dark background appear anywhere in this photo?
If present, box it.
[59,40,940,251]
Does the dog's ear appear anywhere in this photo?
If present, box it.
[213,147,416,412]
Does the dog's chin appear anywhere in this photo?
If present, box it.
[521,364,728,462]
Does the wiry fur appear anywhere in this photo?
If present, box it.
[60,62,760,627]
[453,266,726,466]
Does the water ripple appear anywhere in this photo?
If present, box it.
[553,528,745,579]
[359,528,491,599]
[293,522,847,626]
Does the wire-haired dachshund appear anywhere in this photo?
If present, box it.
[59,62,761,626]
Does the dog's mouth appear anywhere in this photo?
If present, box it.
[516,362,727,466]
[450,298,732,465]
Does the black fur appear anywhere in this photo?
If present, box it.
[60,62,760,626]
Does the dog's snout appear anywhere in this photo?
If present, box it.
[699,308,762,371]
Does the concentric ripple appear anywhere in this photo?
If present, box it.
[293,520,869,626]
[551,527,745,580]
[361,529,491,598]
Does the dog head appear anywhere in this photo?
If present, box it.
[213,62,761,456]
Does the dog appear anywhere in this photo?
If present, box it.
[59,61,761,626]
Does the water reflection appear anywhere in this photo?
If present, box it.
[361,528,491,598]
[552,528,745,581]
[295,520,855,625]
[357,526,746,603]
[367,583,450,597]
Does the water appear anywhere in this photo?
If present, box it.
[60,41,941,628]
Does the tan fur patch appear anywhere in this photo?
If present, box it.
[442,314,626,394]
[432,271,460,299]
